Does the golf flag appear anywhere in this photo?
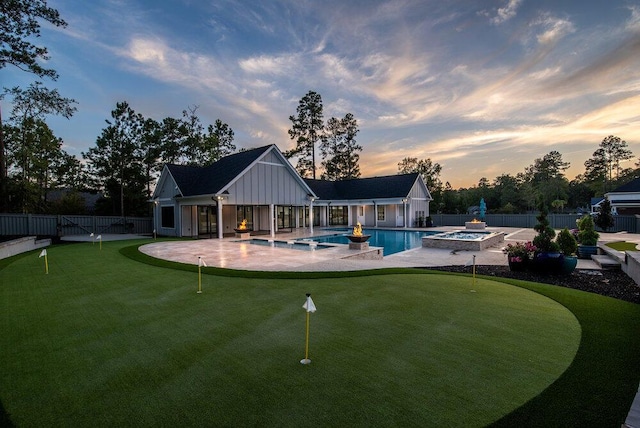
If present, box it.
[97,234,102,250]
[197,257,205,293]
[90,232,95,244]
[39,249,49,274]
[301,293,316,365]
[90,232,94,237]
[303,295,317,313]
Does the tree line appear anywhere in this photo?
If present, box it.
[409,136,636,214]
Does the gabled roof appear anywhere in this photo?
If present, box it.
[167,145,272,197]
[608,178,640,194]
[305,173,424,200]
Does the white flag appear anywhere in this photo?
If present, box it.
[90,232,94,237]
[39,249,47,258]
[96,235,102,240]
[198,257,207,267]
[465,256,475,267]
[303,295,317,313]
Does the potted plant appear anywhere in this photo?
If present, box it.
[531,203,563,273]
[504,241,536,271]
[556,227,578,274]
[424,216,433,227]
[576,215,599,259]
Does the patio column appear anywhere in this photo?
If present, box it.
[309,199,314,234]
[270,204,275,238]
[374,202,378,227]
[217,200,223,239]
[402,198,408,228]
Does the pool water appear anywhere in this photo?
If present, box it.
[432,231,491,240]
[304,229,440,255]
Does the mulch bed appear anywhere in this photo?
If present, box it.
[427,265,640,304]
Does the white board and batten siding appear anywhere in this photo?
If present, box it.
[224,150,310,206]
[408,177,432,218]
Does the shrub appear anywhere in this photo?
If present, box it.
[533,203,559,253]
[577,215,599,246]
[556,228,578,256]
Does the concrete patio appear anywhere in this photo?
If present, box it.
[132,226,635,272]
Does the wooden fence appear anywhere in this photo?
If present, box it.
[429,213,639,233]
[0,214,153,237]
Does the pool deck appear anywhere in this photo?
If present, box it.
[131,226,638,272]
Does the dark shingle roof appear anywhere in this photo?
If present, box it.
[610,178,640,194]
[305,173,421,200]
[167,145,271,196]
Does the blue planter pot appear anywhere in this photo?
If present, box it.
[531,252,565,274]
[577,245,598,259]
[560,256,578,275]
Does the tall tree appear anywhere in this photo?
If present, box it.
[139,118,163,199]
[321,113,361,180]
[180,106,235,166]
[397,157,443,192]
[83,101,146,216]
[3,118,67,212]
[584,135,633,194]
[2,82,76,212]
[286,90,324,179]
[524,151,570,206]
[201,119,235,166]
[1,0,68,211]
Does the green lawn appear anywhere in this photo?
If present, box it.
[1,239,639,427]
[606,241,639,251]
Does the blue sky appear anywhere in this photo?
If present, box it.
[4,0,640,187]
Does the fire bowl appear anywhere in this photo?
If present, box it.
[347,235,371,243]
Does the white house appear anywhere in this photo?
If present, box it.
[604,178,640,215]
[151,144,432,238]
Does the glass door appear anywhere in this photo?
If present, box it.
[198,205,217,238]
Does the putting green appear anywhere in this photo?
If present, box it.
[0,241,580,427]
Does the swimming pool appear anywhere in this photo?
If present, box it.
[303,229,440,256]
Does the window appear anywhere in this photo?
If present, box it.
[277,206,293,228]
[161,206,175,228]
[236,205,254,229]
[329,206,348,225]
[377,206,385,221]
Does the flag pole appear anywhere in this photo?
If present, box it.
[301,293,316,365]
[304,310,310,360]
[39,249,49,274]
[197,257,203,294]
[472,254,476,287]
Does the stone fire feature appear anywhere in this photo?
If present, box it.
[348,241,369,251]
[465,221,486,230]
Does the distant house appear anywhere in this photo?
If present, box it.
[152,144,432,238]
[590,197,605,214]
[603,179,640,215]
